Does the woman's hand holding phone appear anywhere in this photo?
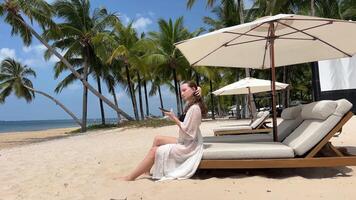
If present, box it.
[159,107,176,121]
[158,107,170,112]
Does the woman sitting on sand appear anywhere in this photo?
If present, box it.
[120,81,207,181]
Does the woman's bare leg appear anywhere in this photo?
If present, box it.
[152,135,177,147]
[119,147,158,181]
[140,136,178,176]
[120,136,178,180]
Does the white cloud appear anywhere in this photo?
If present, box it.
[0,48,16,60]
[119,13,153,33]
[132,17,152,32]
[49,56,60,63]
[21,44,66,68]
[23,58,36,66]
[22,44,47,55]
[119,14,131,24]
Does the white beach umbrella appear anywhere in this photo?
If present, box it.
[213,77,289,120]
[213,77,289,96]
[175,14,356,141]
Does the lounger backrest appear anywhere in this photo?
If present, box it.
[282,99,352,156]
[276,105,303,141]
[250,111,269,129]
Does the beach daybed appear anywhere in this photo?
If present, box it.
[213,111,271,136]
[205,105,303,143]
[199,99,356,169]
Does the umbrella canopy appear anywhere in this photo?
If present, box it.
[176,14,356,68]
[213,77,289,96]
[175,14,356,142]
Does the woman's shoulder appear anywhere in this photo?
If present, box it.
[189,104,201,112]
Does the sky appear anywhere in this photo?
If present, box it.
[0,0,252,121]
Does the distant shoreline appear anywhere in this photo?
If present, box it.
[0,127,79,150]
[0,118,118,133]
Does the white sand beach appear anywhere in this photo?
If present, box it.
[1,118,356,200]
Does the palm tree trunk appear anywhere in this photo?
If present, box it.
[217,96,222,117]
[209,80,215,119]
[16,16,134,121]
[235,69,240,118]
[137,71,144,120]
[310,0,316,102]
[178,82,183,113]
[111,89,121,124]
[237,0,244,24]
[286,67,290,107]
[311,0,315,16]
[282,66,287,108]
[96,76,105,125]
[195,73,200,85]
[125,64,139,120]
[158,84,164,116]
[143,79,149,116]
[172,69,181,115]
[237,0,256,118]
[24,86,82,126]
[81,53,89,132]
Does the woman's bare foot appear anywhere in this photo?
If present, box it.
[114,175,134,181]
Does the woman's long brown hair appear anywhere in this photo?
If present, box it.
[182,81,208,118]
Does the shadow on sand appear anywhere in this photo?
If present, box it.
[194,166,354,180]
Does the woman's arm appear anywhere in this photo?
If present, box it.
[164,111,183,129]
[164,106,201,138]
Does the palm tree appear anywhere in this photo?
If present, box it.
[148,17,193,115]
[102,66,122,124]
[106,22,152,120]
[44,1,120,131]
[0,58,82,126]
[339,0,356,20]
[188,0,258,118]
[194,66,222,119]
[0,0,134,124]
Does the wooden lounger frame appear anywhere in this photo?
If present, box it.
[200,111,356,169]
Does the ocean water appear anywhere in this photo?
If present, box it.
[0,118,119,133]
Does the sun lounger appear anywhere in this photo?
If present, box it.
[199,99,356,169]
[213,111,271,136]
[204,105,303,143]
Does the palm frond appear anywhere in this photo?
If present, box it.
[54,68,84,93]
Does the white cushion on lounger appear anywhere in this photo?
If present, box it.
[301,100,337,120]
[250,111,269,129]
[202,142,294,159]
[206,106,303,143]
[277,116,303,141]
[203,134,272,143]
[334,99,353,117]
[283,116,341,155]
[283,99,352,156]
[213,125,252,132]
[281,105,302,120]
[206,116,303,143]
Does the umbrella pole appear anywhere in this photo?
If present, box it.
[269,22,278,142]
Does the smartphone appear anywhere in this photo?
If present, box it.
[158,107,170,112]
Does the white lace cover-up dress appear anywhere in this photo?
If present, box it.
[151,104,204,181]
